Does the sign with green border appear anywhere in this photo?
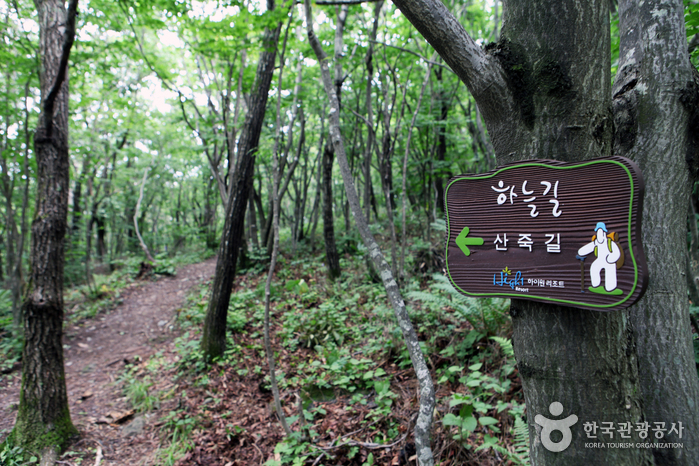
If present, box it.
[444,156,648,311]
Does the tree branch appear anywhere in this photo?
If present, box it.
[42,0,78,139]
[369,39,452,70]
[388,0,512,129]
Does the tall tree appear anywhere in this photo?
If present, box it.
[200,0,285,360]
[10,0,79,459]
[319,5,347,281]
[390,0,699,464]
[613,1,699,464]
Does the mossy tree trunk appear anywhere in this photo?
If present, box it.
[12,0,79,457]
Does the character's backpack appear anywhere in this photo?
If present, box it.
[592,232,625,269]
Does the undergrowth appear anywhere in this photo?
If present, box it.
[156,238,528,465]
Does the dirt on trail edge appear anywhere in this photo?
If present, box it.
[0,257,217,465]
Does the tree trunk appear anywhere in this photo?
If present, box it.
[200,2,283,361]
[71,154,89,234]
[494,4,649,464]
[319,5,347,282]
[12,0,79,456]
[95,215,106,261]
[248,197,260,249]
[322,141,341,280]
[613,0,699,462]
[0,159,20,327]
[133,166,155,264]
[0,236,5,283]
[433,66,448,213]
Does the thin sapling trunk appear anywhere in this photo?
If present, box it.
[304,1,435,464]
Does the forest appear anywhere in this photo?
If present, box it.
[1,0,699,465]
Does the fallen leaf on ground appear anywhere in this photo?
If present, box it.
[107,409,135,424]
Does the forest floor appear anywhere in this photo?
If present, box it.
[0,251,527,466]
[0,257,218,465]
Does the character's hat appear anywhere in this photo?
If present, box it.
[595,222,608,232]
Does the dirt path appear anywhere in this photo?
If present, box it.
[0,257,217,464]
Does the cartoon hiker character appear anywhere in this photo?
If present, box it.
[577,222,623,295]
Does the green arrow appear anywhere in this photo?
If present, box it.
[456,227,484,256]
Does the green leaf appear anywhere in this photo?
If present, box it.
[449,394,473,407]
[442,413,462,426]
[459,403,474,419]
[479,416,499,427]
[468,362,483,371]
[461,415,478,432]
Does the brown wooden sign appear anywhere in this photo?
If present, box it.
[444,156,648,311]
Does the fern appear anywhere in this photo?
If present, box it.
[491,336,515,358]
[477,442,512,457]
[407,290,451,308]
[511,415,531,465]
[431,219,447,232]
[408,273,509,334]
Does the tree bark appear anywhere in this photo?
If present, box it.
[200,1,283,360]
[11,0,79,456]
[613,0,699,462]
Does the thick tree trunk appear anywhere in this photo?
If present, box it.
[12,0,79,456]
[200,4,283,360]
[613,0,699,462]
[496,3,649,464]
